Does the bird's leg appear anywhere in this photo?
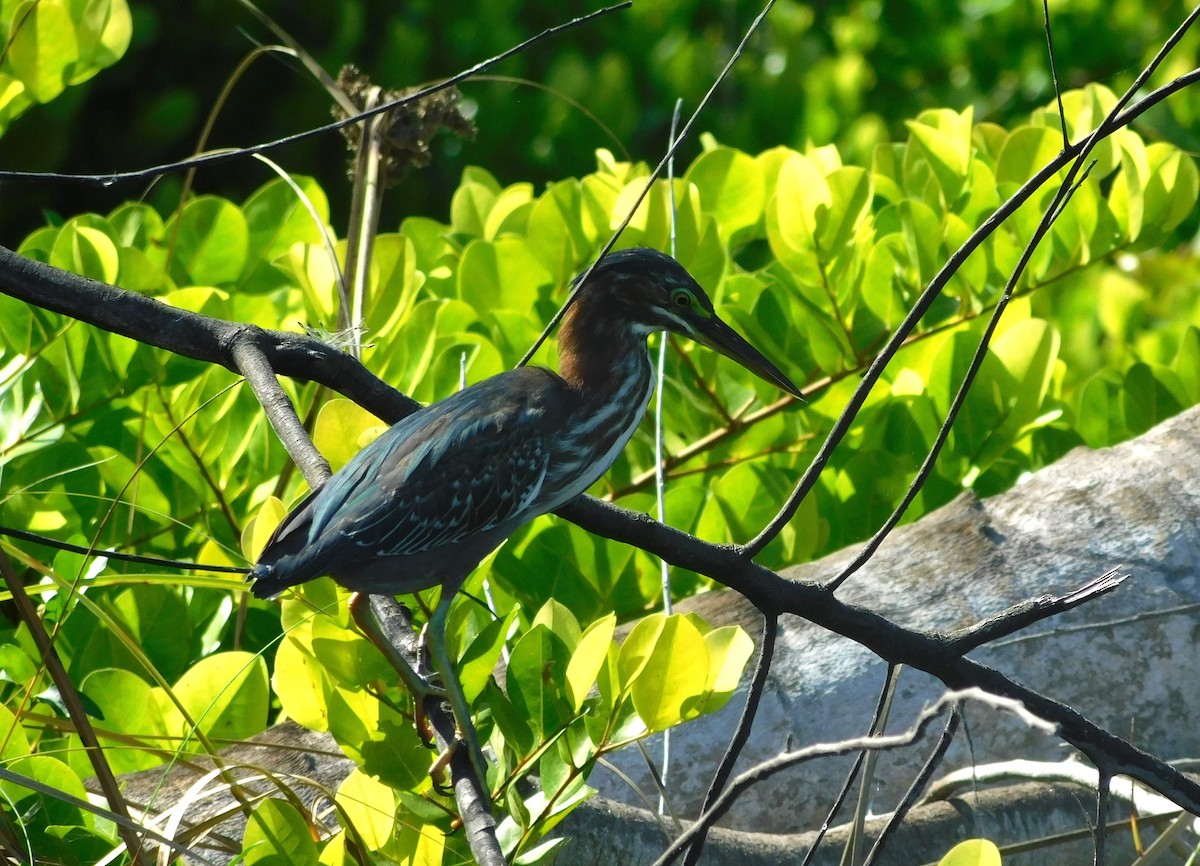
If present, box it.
[348,592,442,745]
[349,592,490,787]
[427,591,490,786]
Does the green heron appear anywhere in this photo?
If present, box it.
[250,247,801,780]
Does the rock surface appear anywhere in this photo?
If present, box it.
[592,404,1200,832]
[102,406,1200,860]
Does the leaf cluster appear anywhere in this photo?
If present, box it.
[254,580,750,863]
[3,67,1200,864]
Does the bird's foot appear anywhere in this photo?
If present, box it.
[429,742,456,796]
[427,727,487,796]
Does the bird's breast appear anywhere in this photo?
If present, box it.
[541,357,655,509]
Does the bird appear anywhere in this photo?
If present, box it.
[249,247,802,782]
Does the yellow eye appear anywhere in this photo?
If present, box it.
[670,288,694,308]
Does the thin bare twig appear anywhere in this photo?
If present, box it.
[517,0,779,367]
[653,691,1003,866]
[799,666,898,866]
[949,569,1128,653]
[745,6,1200,560]
[1043,0,1069,150]
[0,548,147,865]
[0,3,633,188]
[861,707,961,865]
[681,612,776,866]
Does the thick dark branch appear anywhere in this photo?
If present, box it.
[363,596,502,866]
[229,337,332,488]
[4,246,1198,816]
[947,569,1128,654]
[0,245,419,424]
[561,497,1200,815]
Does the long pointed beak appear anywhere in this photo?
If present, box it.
[695,316,804,399]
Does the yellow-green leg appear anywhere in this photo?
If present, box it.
[349,593,438,704]
[349,592,489,786]
[427,591,489,785]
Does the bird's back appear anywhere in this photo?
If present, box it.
[250,366,574,597]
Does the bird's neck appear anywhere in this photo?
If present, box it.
[546,300,656,501]
[557,301,654,409]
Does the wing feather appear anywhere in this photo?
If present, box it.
[251,368,563,595]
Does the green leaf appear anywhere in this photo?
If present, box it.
[927,329,1009,465]
[765,153,830,284]
[628,614,709,731]
[1076,373,1125,448]
[112,584,194,683]
[994,126,1063,189]
[312,398,387,472]
[458,607,518,704]
[272,634,330,731]
[531,598,583,652]
[617,613,664,690]
[242,175,330,290]
[244,798,320,866]
[484,182,535,239]
[1139,144,1199,240]
[244,496,289,562]
[820,167,872,254]
[1122,362,1186,435]
[1108,134,1148,241]
[310,616,394,690]
[1173,326,1200,403]
[458,237,554,311]
[684,145,765,244]
[7,0,78,103]
[937,838,1001,866]
[336,769,397,852]
[392,814,447,866]
[0,755,92,831]
[696,625,754,715]
[366,234,425,338]
[450,179,498,237]
[49,223,119,283]
[164,196,250,286]
[322,681,430,791]
[565,613,616,712]
[895,198,942,287]
[526,179,589,272]
[71,0,132,76]
[0,703,32,761]
[904,106,973,202]
[507,624,572,739]
[277,241,340,323]
[977,318,1060,464]
[485,679,534,755]
[73,671,162,772]
[170,650,269,740]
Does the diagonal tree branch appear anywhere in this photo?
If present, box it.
[3,240,1200,822]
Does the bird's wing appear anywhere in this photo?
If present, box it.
[301,370,557,559]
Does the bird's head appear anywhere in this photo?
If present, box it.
[566,247,803,399]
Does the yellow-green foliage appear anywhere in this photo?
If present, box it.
[3,84,1200,862]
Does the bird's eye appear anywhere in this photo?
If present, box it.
[670,288,694,308]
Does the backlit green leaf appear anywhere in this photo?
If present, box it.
[171,651,269,740]
[244,798,320,866]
